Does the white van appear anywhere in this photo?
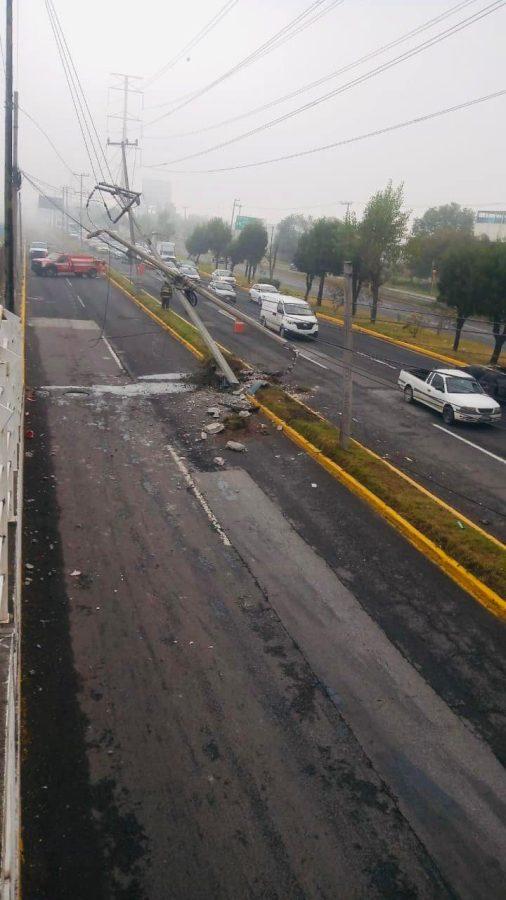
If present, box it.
[260,294,318,339]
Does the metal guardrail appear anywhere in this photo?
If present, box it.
[0,304,23,900]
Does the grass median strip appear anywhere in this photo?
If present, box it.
[109,269,505,613]
[253,386,505,613]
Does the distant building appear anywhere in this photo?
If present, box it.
[474,210,506,241]
[141,179,172,212]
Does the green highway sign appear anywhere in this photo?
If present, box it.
[234,215,259,231]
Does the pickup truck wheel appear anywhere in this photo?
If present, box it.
[87,268,97,278]
[403,385,413,403]
[442,405,455,425]
[46,266,57,277]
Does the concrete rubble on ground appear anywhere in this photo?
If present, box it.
[204,422,225,435]
[226,441,246,452]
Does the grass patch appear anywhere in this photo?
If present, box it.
[256,385,505,598]
[312,302,494,366]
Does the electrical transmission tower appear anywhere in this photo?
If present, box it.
[107,73,143,246]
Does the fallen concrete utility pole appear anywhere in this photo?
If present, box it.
[87,228,239,387]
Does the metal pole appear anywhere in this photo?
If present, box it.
[4,0,14,311]
[340,261,354,450]
[12,90,19,291]
[89,228,239,387]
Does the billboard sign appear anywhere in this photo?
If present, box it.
[234,215,259,231]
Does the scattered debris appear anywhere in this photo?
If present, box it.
[311,483,318,489]
[207,407,221,418]
[70,570,82,577]
[456,521,464,529]
[25,563,34,570]
[226,441,246,452]
[220,396,252,412]
[200,431,208,440]
[276,425,283,431]
[204,422,225,435]
[238,410,251,419]
[213,457,225,467]
[25,429,35,439]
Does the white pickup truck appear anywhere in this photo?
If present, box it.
[398,367,502,425]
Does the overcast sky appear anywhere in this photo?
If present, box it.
[11,0,506,225]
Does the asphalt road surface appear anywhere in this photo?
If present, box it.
[127,262,506,541]
[22,270,506,900]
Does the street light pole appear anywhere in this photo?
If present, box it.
[3,0,14,311]
[340,261,354,449]
[230,198,240,231]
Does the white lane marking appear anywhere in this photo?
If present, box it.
[76,295,86,309]
[356,350,397,370]
[166,445,231,546]
[65,278,72,288]
[214,306,235,321]
[432,424,505,464]
[101,334,124,371]
[299,352,328,370]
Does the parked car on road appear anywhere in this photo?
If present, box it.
[260,295,318,339]
[249,283,279,303]
[398,367,501,425]
[464,365,506,402]
[211,269,236,285]
[209,280,237,302]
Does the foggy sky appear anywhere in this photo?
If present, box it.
[12,0,506,226]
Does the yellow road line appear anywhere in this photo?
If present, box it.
[249,396,506,620]
[315,311,467,368]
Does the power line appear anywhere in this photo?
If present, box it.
[157,88,506,174]
[150,1,505,167]
[18,106,76,176]
[155,0,481,140]
[144,0,241,88]
[145,0,345,123]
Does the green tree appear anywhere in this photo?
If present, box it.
[293,218,344,305]
[437,243,482,351]
[236,220,268,281]
[227,238,244,272]
[293,232,316,299]
[360,182,409,322]
[276,214,311,261]
[481,242,506,365]
[206,217,232,266]
[412,202,475,236]
[185,223,209,263]
[404,229,475,279]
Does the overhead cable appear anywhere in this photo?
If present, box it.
[144,0,240,88]
[156,0,482,140]
[150,0,505,166]
[153,88,506,173]
[145,0,345,122]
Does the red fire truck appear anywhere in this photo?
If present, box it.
[32,252,107,278]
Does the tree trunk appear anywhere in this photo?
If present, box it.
[252,264,257,281]
[304,274,314,301]
[452,315,466,351]
[352,275,362,315]
[489,321,506,365]
[269,246,278,280]
[195,253,201,264]
[316,273,326,306]
[370,279,380,322]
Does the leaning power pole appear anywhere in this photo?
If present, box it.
[107,73,142,247]
[3,0,14,311]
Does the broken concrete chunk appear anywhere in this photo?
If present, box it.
[204,422,225,435]
[213,457,225,467]
[207,407,221,417]
[220,397,252,412]
[238,410,251,419]
[226,441,246,452]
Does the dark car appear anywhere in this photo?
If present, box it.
[464,365,506,402]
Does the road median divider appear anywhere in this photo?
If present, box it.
[248,386,505,618]
[108,268,505,616]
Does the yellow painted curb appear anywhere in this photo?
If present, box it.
[248,396,506,620]
[108,275,205,361]
[315,311,467,368]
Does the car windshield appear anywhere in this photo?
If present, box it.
[284,303,312,316]
[214,282,232,290]
[446,376,484,394]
